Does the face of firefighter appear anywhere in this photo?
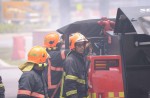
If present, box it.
[75,42,86,54]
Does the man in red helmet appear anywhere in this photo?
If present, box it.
[17,46,49,98]
[43,32,69,98]
[0,76,5,98]
[60,32,89,98]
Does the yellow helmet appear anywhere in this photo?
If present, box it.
[27,46,48,64]
[19,46,48,72]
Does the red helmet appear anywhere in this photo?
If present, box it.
[44,32,60,48]
[101,17,108,21]
[69,32,88,50]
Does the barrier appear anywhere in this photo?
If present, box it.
[12,36,25,60]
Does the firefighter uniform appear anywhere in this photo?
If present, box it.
[62,51,88,98]
[60,32,89,98]
[0,76,5,98]
[44,48,69,98]
[17,69,47,98]
[17,46,49,98]
[43,32,70,98]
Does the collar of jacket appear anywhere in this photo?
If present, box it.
[46,47,58,52]
[71,50,85,60]
[32,67,43,75]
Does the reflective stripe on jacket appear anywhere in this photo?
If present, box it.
[18,90,45,98]
[61,51,88,98]
[17,70,47,98]
[44,49,69,98]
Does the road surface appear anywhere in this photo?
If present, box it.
[0,66,22,98]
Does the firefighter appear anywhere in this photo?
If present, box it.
[43,32,69,98]
[60,32,89,98]
[0,76,5,98]
[17,46,49,98]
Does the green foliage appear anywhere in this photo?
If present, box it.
[0,24,22,33]
[0,23,47,33]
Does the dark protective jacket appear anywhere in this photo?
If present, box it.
[17,69,48,98]
[44,48,69,98]
[0,76,5,98]
[62,51,88,98]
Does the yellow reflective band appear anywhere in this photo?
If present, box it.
[119,92,124,97]
[48,47,57,51]
[44,63,47,67]
[65,75,78,80]
[77,79,85,84]
[0,83,4,88]
[53,47,57,50]
[66,90,77,96]
[38,64,42,67]
[60,72,66,98]
[108,92,114,97]
[92,93,96,98]
[65,75,85,84]
[107,92,124,98]
[48,48,52,51]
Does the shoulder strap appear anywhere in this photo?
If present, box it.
[42,73,49,98]
[60,72,66,98]
[51,80,61,98]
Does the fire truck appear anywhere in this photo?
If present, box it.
[57,6,150,98]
